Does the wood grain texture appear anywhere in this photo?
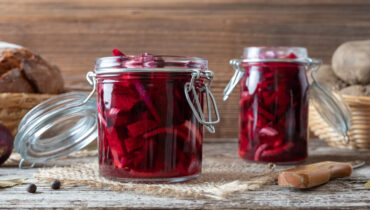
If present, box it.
[0,0,369,137]
[0,140,369,209]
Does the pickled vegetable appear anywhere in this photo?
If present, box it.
[97,50,203,179]
[239,53,309,162]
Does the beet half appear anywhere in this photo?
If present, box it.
[0,123,13,165]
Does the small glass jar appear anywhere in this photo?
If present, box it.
[14,53,219,183]
[223,47,349,163]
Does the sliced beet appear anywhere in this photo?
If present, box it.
[253,143,270,161]
[98,112,108,128]
[257,107,274,121]
[97,99,108,128]
[148,80,170,123]
[134,82,161,123]
[239,91,252,107]
[105,108,126,127]
[284,52,298,59]
[113,94,139,112]
[131,138,157,172]
[123,136,144,153]
[186,156,200,174]
[104,127,125,168]
[111,84,140,111]
[260,142,294,159]
[143,127,189,142]
[238,131,249,156]
[259,126,278,137]
[126,119,159,137]
[181,120,202,145]
[112,49,125,56]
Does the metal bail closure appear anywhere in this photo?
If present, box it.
[14,72,98,168]
[185,70,220,133]
[308,59,352,144]
[223,59,245,101]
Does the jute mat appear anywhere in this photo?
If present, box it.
[34,153,276,200]
[5,150,276,200]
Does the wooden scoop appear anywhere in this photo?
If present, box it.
[278,160,365,189]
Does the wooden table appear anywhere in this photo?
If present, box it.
[0,139,369,209]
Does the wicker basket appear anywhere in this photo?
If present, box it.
[0,93,55,136]
[309,95,370,151]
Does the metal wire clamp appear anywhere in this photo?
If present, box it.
[184,70,220,133]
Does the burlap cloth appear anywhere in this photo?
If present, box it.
[5,150,276,200]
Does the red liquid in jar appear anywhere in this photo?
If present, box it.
[239,61,309,163]
[97,53,204,180]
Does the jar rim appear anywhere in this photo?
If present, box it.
[95,54,208,74]
[243,46,307,50]
[242,46,308,59]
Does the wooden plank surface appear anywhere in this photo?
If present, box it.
[0,0,370,138]
[0,139,369,209]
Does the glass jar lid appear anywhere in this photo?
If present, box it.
[95,54,208,74]
[243,46,308,60]
[224,46,352,140]
[14,92,98,166]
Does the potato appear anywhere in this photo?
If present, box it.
[340,85,370,96]
[332,40,370,85]
[308,65,348,90]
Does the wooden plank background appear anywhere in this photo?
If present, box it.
[0,0,369,138]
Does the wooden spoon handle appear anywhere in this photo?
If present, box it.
[278,161,352,188]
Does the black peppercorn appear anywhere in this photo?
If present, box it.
[27,183,37,193]
[50,180,61,190]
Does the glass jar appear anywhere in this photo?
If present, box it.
[95,54,219,182]
[14,53,219,183]
[224,47,350,163]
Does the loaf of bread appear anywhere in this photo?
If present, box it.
[0,46,64,94]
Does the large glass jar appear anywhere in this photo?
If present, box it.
[95,54,219,182]
[224,47,319,163]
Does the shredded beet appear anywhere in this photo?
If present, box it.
[112,49,125,56]
[97,50,203,179]
[127,119,159,137]
[239,53,309,162]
